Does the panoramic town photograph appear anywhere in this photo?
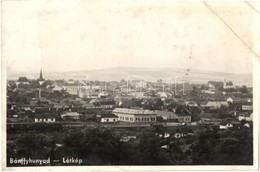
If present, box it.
[2,0,258,170]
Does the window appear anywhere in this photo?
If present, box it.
[107,119,109,122]
[113,119,116,121]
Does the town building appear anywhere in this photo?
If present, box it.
[201,90,215,94]
[52,84,64,92]
[155,110,179,121]
[16,77,29,86]
[90,99,116,109]
[238,112,253,121]
[61,111,81,120]
[178,114,192,123]
[174,106,192,123]
[201,100,229,109]
[223,79,235,89]
[219,121,233,130]
[37,69,45,85]
[242,102,253,111]
[113,108,157,123]
[97,114,119,123]
[34,114,56,123]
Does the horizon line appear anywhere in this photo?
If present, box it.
[7,66,253,76]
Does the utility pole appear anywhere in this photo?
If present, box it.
[175,76,178,95]
[183,83,185,95]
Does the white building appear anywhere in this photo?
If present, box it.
[219,121,233,130]
[201,101,229,108]
[61,112,81,120]
[98,114,119,123]
[113,108,157,123]
[34,114,56,123]
[242,105,253,111]
[238,113,253,121]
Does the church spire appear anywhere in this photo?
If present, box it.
[38,69,44,81]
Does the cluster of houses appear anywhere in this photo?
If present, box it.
[7,71,253,130]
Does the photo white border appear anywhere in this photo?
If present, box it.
[1,0,259,171]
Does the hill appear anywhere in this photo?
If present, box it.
[8,67,252,86]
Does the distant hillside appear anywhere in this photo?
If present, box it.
[8,67,252,87]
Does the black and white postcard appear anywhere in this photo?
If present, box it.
[1,0,259,171]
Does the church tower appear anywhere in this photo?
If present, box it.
[38,69,45,85]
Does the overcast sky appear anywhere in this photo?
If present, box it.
[2,0,259,75]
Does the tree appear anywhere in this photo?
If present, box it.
[191,86,199,97]
[239,85,248,94]
[208,81,224,90]
[15,133,53,158]
[139,129,160,164]
[226,81,233,86]
[63,127,121,165]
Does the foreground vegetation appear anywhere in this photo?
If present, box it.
[7,125,253,166]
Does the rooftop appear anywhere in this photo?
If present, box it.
[113,108,156,115]
[35,113,57,118]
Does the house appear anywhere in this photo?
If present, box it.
[118,99,142,109]
[7,109,18,118]
[223,80,235,90]
[89,98,116,109]
[227,97,234,104]
[52,84,64,92]
[113,108,157,123]
[99,99,116,109]
[201,90,215,94]
[21,107,32,112]
[178,114,192,123]
[226,97,243,104]
[34,114,56,123]
[56,81,81,95]
[98,91,109,98]
[82,103,95,109]
[201,100,229,109]
[238,112,253,121]
[155,110,179,122]
[219,120,233,130]
[97,114,119,123]
[61,112,81,120]
[175,106,192,123]
[241,102,253,111]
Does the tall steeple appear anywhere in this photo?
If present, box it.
[38,69,44,81]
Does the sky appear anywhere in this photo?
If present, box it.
[2,0,259,75]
